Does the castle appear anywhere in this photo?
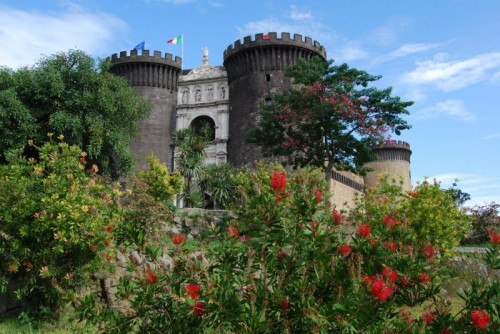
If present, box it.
[109,32,412,208]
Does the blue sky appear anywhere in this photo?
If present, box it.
[1,0,499,207]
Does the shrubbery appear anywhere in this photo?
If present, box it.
[73,163,498,333]
[1,144,497,332]
[0,138,124,315]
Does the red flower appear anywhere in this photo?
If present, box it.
[240,235,252,242]
[332,209,345,225]
[370,278,393,302]
[227,226,239,238]
[338,244,352,256]
[385,241,397,252]
[424,245,435,259]
[145,270,157,285]
[185,284,201,299]
[381,267,397,284]
[106,225,113,233]
[418,272,431,285]
[311,220,319,229]
[172,234,186,245]
[80,156,86,163]
[361,274,375,285]
[422,311,434,324]
[471,309,489,329]
[192,301,205,316]
[440,329,451,334]
[282,297,289,311]
[370,239,377,247]
[270,171,286,191]
[313,189,323,203]
[357,224,371,238]
[104,239,110,247]
[383,215,397,229]
[490,231,500,245]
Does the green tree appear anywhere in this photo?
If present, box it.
[0,50,151,178]
[248,57,412,180]
[173,125,211,208]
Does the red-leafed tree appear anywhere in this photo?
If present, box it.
[247,57,413,180]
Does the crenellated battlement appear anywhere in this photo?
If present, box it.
[371,140,412,162]
[223,33,326,84]
[110,50,182,90]
[110,49,182,67]
[224,32,326,59]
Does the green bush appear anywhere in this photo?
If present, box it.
[0,138,123,317]
[73,164,500,333]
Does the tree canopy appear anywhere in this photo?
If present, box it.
[247,57,413,179]
[0,49,151,178]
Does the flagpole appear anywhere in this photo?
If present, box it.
[181,34,184,70]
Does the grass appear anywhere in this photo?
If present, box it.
[0,311,97,334]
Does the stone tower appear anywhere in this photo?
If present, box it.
[110,49,182,170]
[223,32,327,166]
[364,141,412,191]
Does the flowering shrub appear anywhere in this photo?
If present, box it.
[0,138,123,316]
[71,163,498,333]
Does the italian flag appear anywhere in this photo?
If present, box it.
[167,35,183,45]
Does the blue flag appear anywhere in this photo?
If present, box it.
[134,41,145,50]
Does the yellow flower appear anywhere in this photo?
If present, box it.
[39,266,50,278]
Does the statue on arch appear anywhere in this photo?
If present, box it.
[202,47,209,65]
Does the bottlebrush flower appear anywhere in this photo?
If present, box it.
[240,235,252,242]
[418,272,431,284]
[172,234,186,245]
[332,209,345,225]
[282,297,289,311]
[385,241,397,252]
[227,226,239,238]
[192,301,205,316]
[383,215,397,229]
[381,267,398,284]
[185,284,201,299]
[106,224,113,233]
[311,220,319,229]
[313,189,323,203]
[471,309,489,329]
[357,224,371,238]
[145,270,157,285]
[490,231,500,245]
[370,278,393,301]
[8,263,17,273]
[424,245,435,259]
[338,244,352,256]
[422,311,434,324]
[270,171,286,191]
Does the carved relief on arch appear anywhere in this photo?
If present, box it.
[205,85,214,102]
[181,88,190,104]
[218,85,227,100]
[194,86,202,102]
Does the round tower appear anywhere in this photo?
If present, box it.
[363,141,412,191]
[110,49,182,170]
[223,32,327,166]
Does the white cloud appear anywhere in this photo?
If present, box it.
[403,52,500,92]
[0,5,127,69]
[288,5,313,21]
[423,173,500,207]
[483,133,500,140]
[332,43,370,62]
[386,43,440,60]
[369,16,414,46]
[412,100,475,122]
[237,6,337,47]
